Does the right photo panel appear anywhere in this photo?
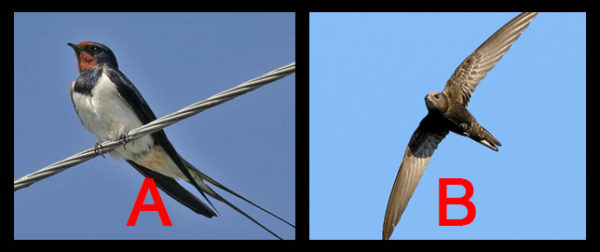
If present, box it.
[309,12,586,240]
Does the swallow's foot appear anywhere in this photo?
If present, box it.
[119,133,132,151]
[93,142,105,158]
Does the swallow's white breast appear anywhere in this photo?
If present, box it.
[71,70,187,180]
[71,70,155,161]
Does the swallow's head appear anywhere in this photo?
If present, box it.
[67,41,118,72]
[425,91,448,112]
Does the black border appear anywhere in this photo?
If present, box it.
[296,9,309,242]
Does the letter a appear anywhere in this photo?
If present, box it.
[127,178,172,226]
[439,178,476,226]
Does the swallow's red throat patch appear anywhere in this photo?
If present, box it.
[77,51,97,72]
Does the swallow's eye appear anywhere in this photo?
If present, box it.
[91,46,99,54]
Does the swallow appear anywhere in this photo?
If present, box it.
[67,41,293,239]
[382,12,537,239]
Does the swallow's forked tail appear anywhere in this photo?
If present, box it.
[182,159,295,240]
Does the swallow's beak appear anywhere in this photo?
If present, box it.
[67,42,82,52]
[68,42,83,72]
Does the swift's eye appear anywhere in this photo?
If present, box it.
[434,93,440,99]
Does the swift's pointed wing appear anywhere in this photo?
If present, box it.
[442,12,537,106]
[382,114,449,240]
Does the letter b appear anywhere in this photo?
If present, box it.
[439,178,476,226]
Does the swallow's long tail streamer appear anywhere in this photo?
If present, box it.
[183,159,294,240]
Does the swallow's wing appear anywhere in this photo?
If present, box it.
[105,67,159,124]
[382,113,449,240]
[127,160,217,217]
[442,12,537,106]
[105,67,218,213]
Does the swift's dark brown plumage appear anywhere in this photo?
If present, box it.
[382,12,537,240]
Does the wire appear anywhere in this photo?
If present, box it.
[14,62,295,191]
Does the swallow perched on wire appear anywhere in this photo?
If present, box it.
[382,12,537,239]
[67,41,293,239]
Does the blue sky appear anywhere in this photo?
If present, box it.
[14,13,295,239]
[310,12,585,239]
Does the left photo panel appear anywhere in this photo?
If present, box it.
[14,12,295,240]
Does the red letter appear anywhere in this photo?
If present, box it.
[127,178,172,226]
[439,178,476,226]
